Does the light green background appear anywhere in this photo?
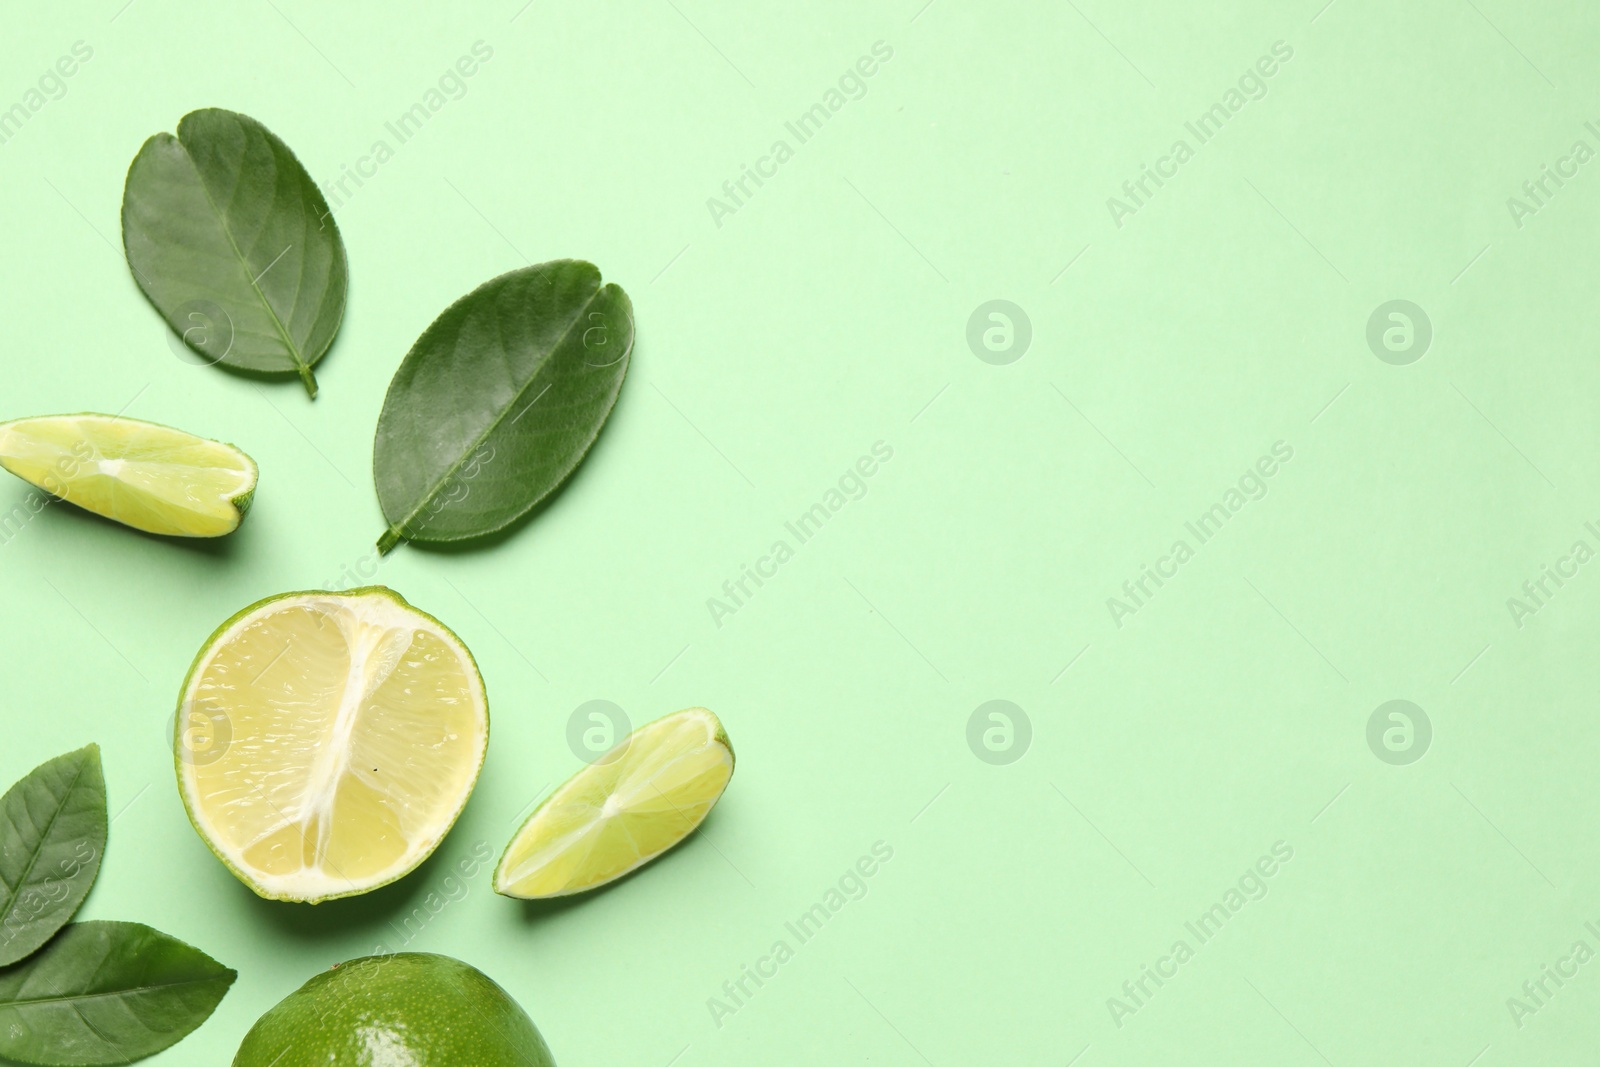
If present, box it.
[1,0,1597,1063]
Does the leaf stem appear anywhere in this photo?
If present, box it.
[376,527,404,555]
[298,364,318,399]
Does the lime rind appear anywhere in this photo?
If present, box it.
[232,953,554,1067]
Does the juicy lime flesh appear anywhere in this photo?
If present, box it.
[0,414,255,536]
[232,953,554,1067]
[180,590,487,902]
[497,708,733,898]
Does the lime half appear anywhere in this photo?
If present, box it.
[177,587,489,903]
[0,413,256,537]
[496,707,734,899]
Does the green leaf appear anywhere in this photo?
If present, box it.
[373,260,634,552]
[0,921,235,1067]
[0,746,105,968]
[121,108,348,399]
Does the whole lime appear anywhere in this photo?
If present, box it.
[233,953,556,1066]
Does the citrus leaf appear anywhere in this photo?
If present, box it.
[0,921,235,1067]
[373,260,633,552]
[121,108,347,399]
[0,746,105,968]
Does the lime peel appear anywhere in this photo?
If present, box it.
[232,953,554,1066]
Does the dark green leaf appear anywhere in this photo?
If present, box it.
[0,746,105,967]
[373,260,634,552]
[0,921,235,1066]
[121,108,347,399]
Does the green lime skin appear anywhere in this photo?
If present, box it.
[232,953,555,1066]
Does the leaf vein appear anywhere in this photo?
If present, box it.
[382,280,610,544]
[4,972,228,1009]
[180,124,312,387]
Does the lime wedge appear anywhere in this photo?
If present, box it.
[176,587,489,903]
[0,413,256,537]
[495,707,734,899]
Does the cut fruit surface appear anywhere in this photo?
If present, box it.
[496,707,734,899]
[176,588,488,903]
[0,413,256,537]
